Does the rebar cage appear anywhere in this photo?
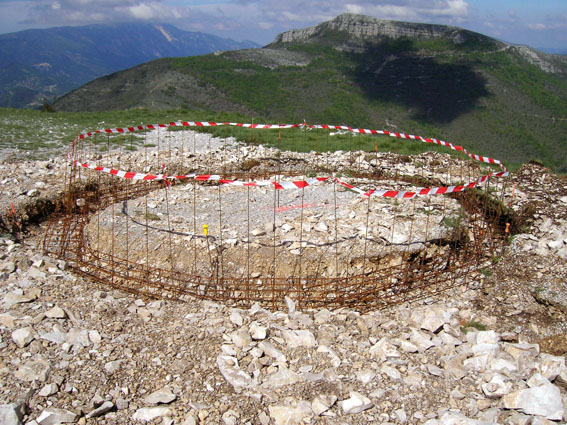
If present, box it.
[44,122,511,311]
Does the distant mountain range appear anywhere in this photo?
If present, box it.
[539,48,567,55]
[55,14,567,172]
[0,22,259,108]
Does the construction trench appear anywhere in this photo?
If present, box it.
[43,123,512,312]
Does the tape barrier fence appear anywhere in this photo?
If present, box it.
[69,121,509,199]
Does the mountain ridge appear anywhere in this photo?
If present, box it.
[54,14,567,171]
[0,22,259,108]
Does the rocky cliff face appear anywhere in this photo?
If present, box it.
[271,13,499,47]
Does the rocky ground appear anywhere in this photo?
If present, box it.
[1,130,567,425]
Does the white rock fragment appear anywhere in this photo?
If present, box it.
[38,383,59,397]
[339,391,373,414]
[181,413,199,425]
[229,311,243,327]
[317,345,341,368]
[410,329,435,352]
[45,307,66,319]
[86,401,114,418]
[132,406,171,422]
[251,228,265,236]
[66,328,90,348]
[0,313,16,329]
[369,337,401,360]
[481,374,512,398]
[537,353,566,381]
[0,403,24,425]
[36,408,78,424]
[381,365,402,381]
[356,369,376,385]
[12,327,34,348]
[503,383,564,420]
[285,296,296,315]
[104,360,124,374]
[143,387,176,405]
[282,329,317,348]
[231,327,252,348]
[15,359,51,382]
[437,411,479,424]
[394,408,407,423]
[311,395,337,416]
[249,322,268,340]
[268,401,312,425]
[39,326,66,344]
[414,307,453,333]
[258,341,286,362]
[88,330,102,345]
[261,365,301,389]
[216,354,253,393]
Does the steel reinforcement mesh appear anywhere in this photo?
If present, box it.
[43,122,511,311]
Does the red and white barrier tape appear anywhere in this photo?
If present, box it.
[70,121,509,198]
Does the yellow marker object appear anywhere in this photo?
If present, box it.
[505,223,510,234]
[203,224,209,236]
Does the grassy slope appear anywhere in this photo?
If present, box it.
[50,31,567,172]
[166,40,567,171]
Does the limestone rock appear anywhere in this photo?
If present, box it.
[36,408,78,424]
[0,313,16,329]
[537,353,566,381]
[481,374,512,398]
[261,365,301,389]
[15,358,51,382]
[216,354,253,393]
[86,401,115,418]
[369,337,401,360]
[249,322,268,340]
[143,387,177,405]
[12,327,34,348]
[268,401,312,425]
[311,395,337,416]
[282,329,317,348]
[339,391,373,414]
[104,360,124,374]
[258,341,286,362]
[45,307,66,319]
[437,411,480,424]
[418,307,453,333]
[38,383,58,397]
[132,406,172,422]
[503,383,564,420]
[181,413,199,425]
[0,403,24,425]
[229,311,243,327]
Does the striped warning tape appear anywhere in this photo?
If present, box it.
[70,121,509,198]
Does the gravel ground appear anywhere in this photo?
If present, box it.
[1,129,566,425]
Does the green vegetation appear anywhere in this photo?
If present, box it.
[0,107,249,159]
[6,22,567,171]
[460,320,487,333]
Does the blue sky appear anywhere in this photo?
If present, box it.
[0,0,565,49]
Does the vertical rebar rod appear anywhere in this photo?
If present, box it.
[247,183,251,300]
[362,194,371,276]
[164,181,174,274]
[218,184,224,291]
[333,179,339,278]
[272,183,277,287]
[297,185,306,308]
[193,180,197,275]
[145,182,150,274]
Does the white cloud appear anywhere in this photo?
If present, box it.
[527,23,546,31]
[2,0,564,48]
